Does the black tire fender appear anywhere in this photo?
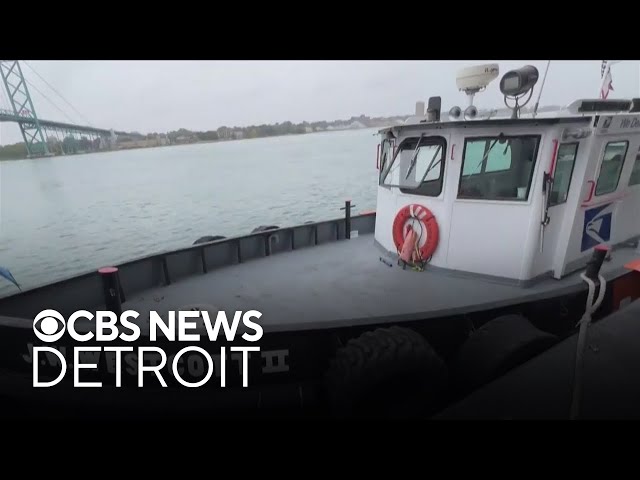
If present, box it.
[193,235,226,245]
[251,225,279,233]
[453,314,559,395]
[324,326,448,416]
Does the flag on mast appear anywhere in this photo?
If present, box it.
[600,60,614,99]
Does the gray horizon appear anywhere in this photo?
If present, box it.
[1,60,638,146]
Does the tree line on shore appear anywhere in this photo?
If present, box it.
[0,135,101,160]
[155,114,407,143]
[0,114,409,160]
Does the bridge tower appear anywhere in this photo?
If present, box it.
[0,60,50,157]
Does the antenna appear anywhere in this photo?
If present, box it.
[453,63,500,120]
[533,61,551,117]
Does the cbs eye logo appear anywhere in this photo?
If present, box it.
[33,309,66,342]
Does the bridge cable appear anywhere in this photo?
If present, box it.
[24,78,77,125]
[0,80,10,110]
[22,61,94,127]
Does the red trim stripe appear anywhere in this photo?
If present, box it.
[549,139,559,178]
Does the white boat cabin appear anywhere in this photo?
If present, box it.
[374,65,640,286]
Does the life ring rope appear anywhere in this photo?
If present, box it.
[392,204,439,267]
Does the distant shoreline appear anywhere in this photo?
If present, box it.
[0,105,565,161]
[0,125,382,161]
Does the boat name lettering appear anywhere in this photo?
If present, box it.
[619,117,640,129]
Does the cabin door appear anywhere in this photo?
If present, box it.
[545,140,585,278]
[558,134,637,276]
[446,130,544,280]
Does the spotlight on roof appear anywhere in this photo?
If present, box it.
[500,65,540,118]
[500,65,539,98]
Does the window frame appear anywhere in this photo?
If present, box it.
[595,140,629,197]
[628,145,640,187]
[378,138,396,185]
[380,135,447,197]
[457,134,542,202]
[549,142,579,207]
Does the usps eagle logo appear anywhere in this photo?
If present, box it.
[581,204,613,251]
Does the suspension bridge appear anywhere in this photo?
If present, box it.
[0,60,133,158]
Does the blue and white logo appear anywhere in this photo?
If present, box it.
[581,204,613,251]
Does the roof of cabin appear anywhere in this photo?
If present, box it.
[378,115,593,134]
[380,97,640,134]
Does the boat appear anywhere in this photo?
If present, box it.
[2,62,640,419]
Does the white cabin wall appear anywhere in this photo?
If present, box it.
[446,202,535,279]
[374,185,397,250]
[557,116,640,276]
[374,119,631,284]
[374,130,453,265]
[615,189,640,244]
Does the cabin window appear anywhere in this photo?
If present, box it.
[381,135,446,197]
[596,140,628,196]
[458,135,540,201]
[628,147,640,186]
[550,143,579,206]
[485,143,512,172]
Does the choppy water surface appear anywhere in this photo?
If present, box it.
[0,128,380,296]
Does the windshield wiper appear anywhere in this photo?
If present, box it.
[381,143,402,182]
[470,137,500,175]
[405,133,425,180]
[422,144,443,180]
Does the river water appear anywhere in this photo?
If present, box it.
[0,128,380,297]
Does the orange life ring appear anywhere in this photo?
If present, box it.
[392,204,439,261]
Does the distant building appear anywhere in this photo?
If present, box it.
[217,127,232,140]
[175,135,197,144]
[304,126,313,133]
[117,135,173,149]
[233,130,244,140]
[348,121,366,129]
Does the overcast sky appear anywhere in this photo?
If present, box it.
[1,60,639,145]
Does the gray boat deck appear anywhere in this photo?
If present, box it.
[436,298,640,419]
[122,233,640,333]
